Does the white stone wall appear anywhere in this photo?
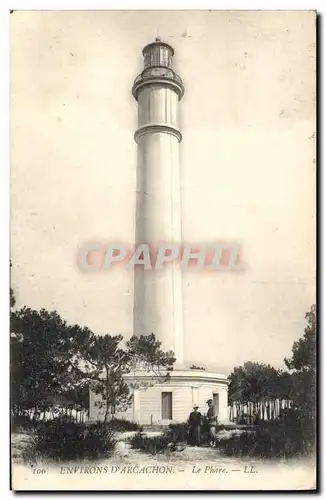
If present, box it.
[89,376,229,424]
[137,386,162,424]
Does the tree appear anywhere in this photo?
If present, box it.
[10,293,176,422]
[10,307,80,415]
[78,332,176,423]
[284,304,316,372]
[228,361,290,404]
[284,304,316,416]
[126,333,175,381]
[10,288,16,309]
[76,333,131,422]
[10,261,16,309]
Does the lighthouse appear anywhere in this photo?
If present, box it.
[89,39,229,424]
[132,38,185,366]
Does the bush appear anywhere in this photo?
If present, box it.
[130,421,219,454]
[130,423,189,455]
[129,432,170,455]
[51,414,76,424]
[167,422,188,443]
[25,421,116,462]
[108,418,142,432]
[216,412,315,459]
[12,415,31,432]
[12,415,40,433]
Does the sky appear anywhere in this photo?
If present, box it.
[10,10,316,374]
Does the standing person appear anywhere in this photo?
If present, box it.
[188,405,202,447]
[206,399,217,447]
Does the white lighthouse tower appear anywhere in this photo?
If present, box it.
[89,39,229,425]
[132,38,185,366]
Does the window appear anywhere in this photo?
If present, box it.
[150,47,160,66]
[159,47,169,67]
[144,52,151,68]
[161,392,172,420]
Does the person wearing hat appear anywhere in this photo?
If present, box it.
[206,399,217,446]
[188,404,202,447]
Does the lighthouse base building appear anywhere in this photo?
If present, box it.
[89,370,229,425]
[89,39,229,425]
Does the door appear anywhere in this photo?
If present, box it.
[161,392,172,420]
[213,393,219,419]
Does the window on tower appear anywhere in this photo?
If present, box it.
[151,46,161,66]
[159,47,169,67]
[144,52,151,68]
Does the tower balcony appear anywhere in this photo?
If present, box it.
[132,66,185,101]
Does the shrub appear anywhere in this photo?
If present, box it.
[51,414,76,424]
[130,423,189,455]
[129,432,170,455]
[12,415,31,432]
[82,423,117,459]
[167,422,188,443]
[25,421,116,462]
[108,418,142,432]
[11,415,40,433]
[216,412,315,459]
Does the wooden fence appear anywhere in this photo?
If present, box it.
[13,407,89,423]
[228,399,293,424]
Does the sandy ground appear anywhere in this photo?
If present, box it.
[11,432,34,462]
[11,431,316,491]
[11,430,229,465]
